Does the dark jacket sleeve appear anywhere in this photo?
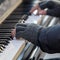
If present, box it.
[39,24,60,53]
[39,1,56,9]
[39,1,60,17]
[47,6,60,17]
[16,23,60,53]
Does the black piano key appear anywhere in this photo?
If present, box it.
[0,36,11,38]
[14,8,30,12]
[0,35,11,38]
[0,34,11,40]
[0,45,5,48]
[0,41,8,45]
[0,40,8,43]
[1,23,16,24]
[6,15,21,20]
[0,29,11,33]
[9,36,13,40]
[16,4,32,9]
[0,37,12,40]
[0,39,10,43]
[3,22,17,24]
[0,44,5,46]
[2,46,5,48]
[0,23,16,27]
[11,12,26,15]
[0,46,4,50]
[0,33,11,37]
[0,45,5,51]
[0,33,11,34]
[3,19,19,23]
[0,49,2,53]
[0,44,6,49]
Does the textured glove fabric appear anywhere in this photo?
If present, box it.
[16,23,60,53]
[39,1,60,17]
[16,23,43,45]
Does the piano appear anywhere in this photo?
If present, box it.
[0,0,60,60]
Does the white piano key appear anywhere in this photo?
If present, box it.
[0,39,25,60]
[25,15,41,24]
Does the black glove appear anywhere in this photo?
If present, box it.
[16,23,43,45]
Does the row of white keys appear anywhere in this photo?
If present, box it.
[0,39,25,60]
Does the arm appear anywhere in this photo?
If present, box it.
[30,1,56,13]
[39,1,56,9]
[39,1,60,17]
[16,23,60,53]
[30,1,60,17]
[39,24,60,53]
[46,6,60,17]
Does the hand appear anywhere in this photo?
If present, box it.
[16,23,43,44]
[30,4,47,15]
[11,29,16,38]
[30,4,41,15]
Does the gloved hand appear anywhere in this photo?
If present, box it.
[16,23,43,45]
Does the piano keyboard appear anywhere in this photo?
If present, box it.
[0,0,33,52]
[0,1,27,60]
[0,0,41,60]
[0,0,60,60]
[0,39,25,60]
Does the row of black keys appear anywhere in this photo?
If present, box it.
[0,37,12,53]
[0,0,38,57]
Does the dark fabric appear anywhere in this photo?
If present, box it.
[39,1,60,17]
[16,23,43,46]
[39,24,60,53]
[16,23,60,53]
[0,0,5,4]
[47,6,60,17]
[39,1,56,9]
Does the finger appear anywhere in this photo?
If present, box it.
[30,4,39,13]
[30,7,36,13]
[11,29,16,38]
